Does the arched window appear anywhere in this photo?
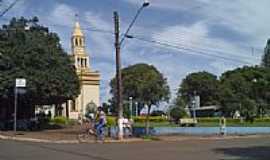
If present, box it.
[77,58,80,67]
[75,38,78,46]
[81,58,84,67]
[85,58,87,67]
[79,38,82,46]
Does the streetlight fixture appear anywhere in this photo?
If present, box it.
[143,0,150,7]
[120,0,150,46]
[114,1,150,140]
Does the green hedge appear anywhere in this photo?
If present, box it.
[197,117,241,123]
[50,116,76,125]
[107,116,117,127]
[133,116,167,123]
[105,116,167,125]
[197,117,270,124]
[254,118,270,123]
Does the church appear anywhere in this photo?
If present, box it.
[68,21,101,119]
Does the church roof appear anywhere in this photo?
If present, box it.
[72,22,84,37]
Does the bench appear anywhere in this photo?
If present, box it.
[179,118,197,127]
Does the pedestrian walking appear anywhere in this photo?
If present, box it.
[220,116,226,136]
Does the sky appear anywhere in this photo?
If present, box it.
[1,0,269,106]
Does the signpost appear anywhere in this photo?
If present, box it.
[14,78,26,135]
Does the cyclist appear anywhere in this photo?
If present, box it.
[95,107,107,141]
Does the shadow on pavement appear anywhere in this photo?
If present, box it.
[215,146,270,160]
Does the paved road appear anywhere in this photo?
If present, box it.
[0,137,270,160]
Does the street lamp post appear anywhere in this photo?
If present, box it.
[135,102,138,117]
[114,1,150,140]
[192,99,196,121]
[129,97,133,119]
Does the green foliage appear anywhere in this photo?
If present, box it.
[110,63,170,135]
[241,98,256,122]
[133,116,167,123]
[177,71,220,106]
[197,117,240,123]
[0,17,80,106]
[169,107,188,123]
[106,116,117,127]
[50,116,75,125]
[110,63,170,109]
[219,66,270,117]
[262,39,270,67]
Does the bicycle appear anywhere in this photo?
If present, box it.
[77,119,96,142]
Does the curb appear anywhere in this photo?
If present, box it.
[1,134,269,144]
[0,134,80,144]
[157,134,270,142]
[0,134,145,144]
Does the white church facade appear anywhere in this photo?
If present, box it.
[37,21,101,119]
[68,21,101,119]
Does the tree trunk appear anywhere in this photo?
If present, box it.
[145,104,151,135]
[65,101,69,119]
[54,104,58,117]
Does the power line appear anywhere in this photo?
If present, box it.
[0,16,259,65]
[0,0,21,17]
[131,36,254,65]
[31,23,260,65]
[138,30,263,53]
[145,35,261,61]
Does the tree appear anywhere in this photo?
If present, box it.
[0,17,80,119]
[219,66,270,117]
[177,71,220,107]
[169,107,188,124]
[110,63,170,135]
[262,39,270,67]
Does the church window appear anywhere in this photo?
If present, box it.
[85,58,87,67]
[79,38,82,46]
[81,58,84,67]
[77,58,80,67]
[75,38,78,46]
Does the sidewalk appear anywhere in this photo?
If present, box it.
[0,124,143,144]
[1,125,270,144]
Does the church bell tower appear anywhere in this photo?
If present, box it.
[69,21,101,119]
[72,22,90,71]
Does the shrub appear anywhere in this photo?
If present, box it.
[50,116,70,125]
[197,117,243,124]
[254,118,270,123]
[107,116,117,127]
[133,116,167,123]
[169,107,188,123]
[151,110,166,116]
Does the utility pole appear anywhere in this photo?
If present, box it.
[114,11,124,140]
[113,1,150,140]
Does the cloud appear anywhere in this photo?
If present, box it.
[151,21,260,65]
[27,0,269,105]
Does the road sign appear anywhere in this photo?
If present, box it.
[16,88,26,94]
[15,79,26,87]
